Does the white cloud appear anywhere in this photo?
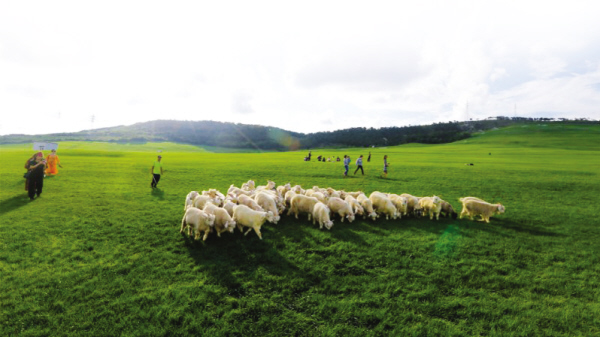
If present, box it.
[1,0,600,136]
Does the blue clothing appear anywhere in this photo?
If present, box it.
[383,159,388,173]
[344,157,350,165]
[356,158,363,166]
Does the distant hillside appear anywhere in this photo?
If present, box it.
[0,118,597,151]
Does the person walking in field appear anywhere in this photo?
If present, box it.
[150,155,164,188]
[45,149,63,176]
[354,155,364,175]
[25,152,47,200]
[367,152,371,162]
[343,155,351,177]
[382,155,389,178]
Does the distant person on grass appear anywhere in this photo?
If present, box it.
[343,155,351,177]
[45,149,63,176]
[367,152,371,162]
[25,152,46,200]
[354,155,364,175]
[382,155,389,178]
[151,155,164,189]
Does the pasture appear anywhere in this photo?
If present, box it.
[1,124,599,336]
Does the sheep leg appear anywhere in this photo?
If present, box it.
[202,230,210,241]
[253,226,263,240]
[180,217,187,233]
[244,228,252,236]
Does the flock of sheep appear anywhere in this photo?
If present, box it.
[180,180,506,241]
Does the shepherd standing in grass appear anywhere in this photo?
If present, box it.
[151,155,163,188]
[382,155,389,178]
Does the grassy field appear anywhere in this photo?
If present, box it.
[1,124,599,336]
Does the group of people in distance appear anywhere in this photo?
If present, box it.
[308,151,390,178]
[23,149,62,201]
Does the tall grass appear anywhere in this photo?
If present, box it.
[1,124,599,336]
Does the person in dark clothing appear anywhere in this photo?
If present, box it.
[25,152,46,200]
[308,151,312,161]
[367,152,371,162]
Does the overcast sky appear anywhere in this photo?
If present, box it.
[1,0,599,136]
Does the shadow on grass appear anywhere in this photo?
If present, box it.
[493,218,566,237]
[151,188,164,200]
[182,226,321,298]
[0,195,30,216]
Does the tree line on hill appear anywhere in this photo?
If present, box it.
[0,118,597,151]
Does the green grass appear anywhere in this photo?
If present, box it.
[1,124,599,336]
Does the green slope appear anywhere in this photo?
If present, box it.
[0,124,599,336]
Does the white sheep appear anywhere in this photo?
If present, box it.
[222,201,236,217]
[192,195,218,210]
[238,194,264,212]
[284,190,297,207]
[255,180,276,192]
[356,194,378,220]
[287,194,320,220]
[459,198,505,223]
[418,196,443,220]
[347,191,364,198]
[440,201,458,219]
[327,197,355,223]
[254,192,281,224]
[369,192,398,220]
[290,185,305,195]
[344,195,365,218]
[180,208,216,241]
[312,202,334,230]
[388,194,408,217]
[399,193,422,216]
[241,180,255,191]
[184,191,200,210]
[276,183,291,197]
[203,203,236,237]
[233,204,275,239]
[312,192,328,204]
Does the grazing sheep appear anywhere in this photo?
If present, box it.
[238,194,264,212]
[418,196,443,220]
[440,201,458,219]
[255,192,281,224]
[459,198,505,223]
[180,208,216,241]
[327,197,355,223]
[257,189,286,213]
[288,194,320,220]
[356,194,379,220]
[184,191,200,210]
[345,195,365,218]
[312,202,334,230]
[369,192,398,220]
[203,203,236,237]
[233,204,275,239]
[388,194,408,217]
[399,193,422,216]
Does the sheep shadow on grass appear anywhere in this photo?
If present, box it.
[182,226,321,299]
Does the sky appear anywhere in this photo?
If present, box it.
[1,0,600,136]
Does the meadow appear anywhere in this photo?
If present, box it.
[1,123,599,336]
